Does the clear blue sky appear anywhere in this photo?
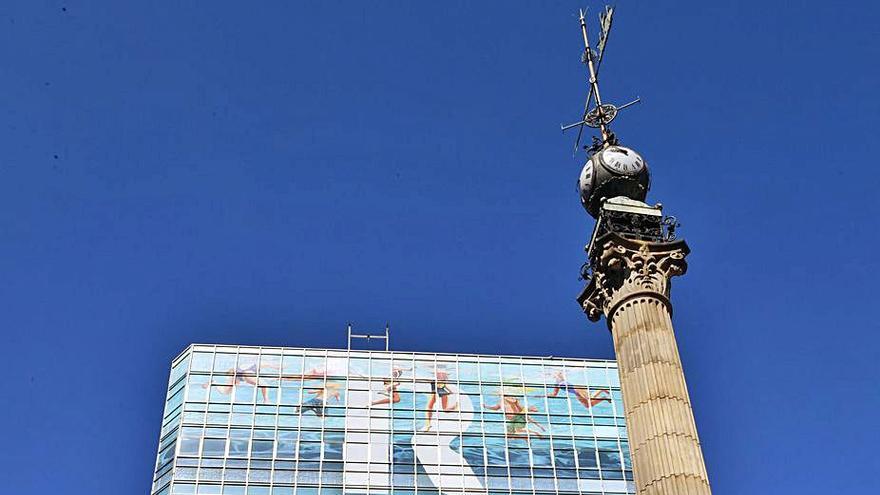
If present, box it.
[1,1,877,493]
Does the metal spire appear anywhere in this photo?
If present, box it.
[561,6,640,155]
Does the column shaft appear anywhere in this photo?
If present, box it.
[610,296,710,495]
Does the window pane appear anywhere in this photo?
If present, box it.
[214,353,237,373]
[190,352,214,373]
[202,438,226,457]
[252,439,274,459]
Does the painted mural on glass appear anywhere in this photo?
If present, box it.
[154,347,633,495]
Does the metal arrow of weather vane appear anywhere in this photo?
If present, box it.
[561,6,641,155]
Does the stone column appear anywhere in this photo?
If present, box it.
[579,233,711,495]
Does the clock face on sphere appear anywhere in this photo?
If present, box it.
[601,146,645,175]
[578,160,594,200]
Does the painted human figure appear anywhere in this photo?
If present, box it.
[206,363,270,402]
[371,367,407,406]
[421,366,459,431]
[207,363,328,403]
[298,382,341,417]
[486,393,545,439]
[409,380,482,491]
[282,367,328,380]
[547,370,611,410]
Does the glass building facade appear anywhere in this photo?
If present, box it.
[152,345,634,495]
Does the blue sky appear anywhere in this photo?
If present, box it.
[1,1,878,493]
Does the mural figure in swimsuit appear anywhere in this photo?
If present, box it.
[547,370,611,410]
[421,366,458,432]
[485,384,545,438]
[371,367,408,406]
[205,363,270,402]
[298,382,341,417]
[206,364,331,404]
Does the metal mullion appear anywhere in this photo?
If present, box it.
[315,348,328,495]
[430,355,439,495]
[454,358,465,493]
[340,348,349,495]
[402,354,417,495]
[171,347,195,478]
[482,357,502,495]
[220,348,240,494]
[259,346,281,488]
[550,360,580,495]
[232,346,246,495]
[466,357,487,492]
[539,359,561,495]
[516,357,537,495]
[365,351,372,494]
[591,365,605,493]
[497,356,512,495]
[196,349,216,494]
[291,363,305,495]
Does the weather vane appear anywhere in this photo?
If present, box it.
[561,6,641,155]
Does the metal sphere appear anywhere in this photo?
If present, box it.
[578,145,651,218]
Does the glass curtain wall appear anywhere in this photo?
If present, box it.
[152,346,633,495]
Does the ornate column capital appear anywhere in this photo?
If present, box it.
[578,232,689,324]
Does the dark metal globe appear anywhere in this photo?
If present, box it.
[578,145,651,218]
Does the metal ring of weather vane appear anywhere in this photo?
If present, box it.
[584,104,618,128]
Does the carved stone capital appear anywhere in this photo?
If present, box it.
[578,232,689,324]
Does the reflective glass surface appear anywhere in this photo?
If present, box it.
[152,346,633,495]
